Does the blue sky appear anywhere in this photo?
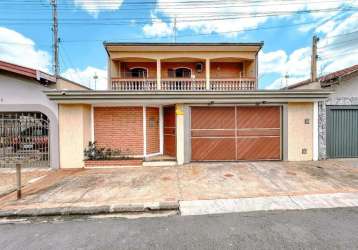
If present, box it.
[0,0,357,90]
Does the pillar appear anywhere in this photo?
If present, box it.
[157,59,161,90]
[176,104,185,165]
[205,58,210,90]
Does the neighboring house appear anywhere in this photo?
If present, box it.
[288,64,358,159]
[45,43,331,169]
[0,60,90,169]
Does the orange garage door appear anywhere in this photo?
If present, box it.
[191,106,281,161]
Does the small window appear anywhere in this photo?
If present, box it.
[129,68,148,78]
[174,68,191,78]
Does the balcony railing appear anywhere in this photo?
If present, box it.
[111,78,256,91]
[111,78,157,91]
[210,78,256,91]
[161,78,206,91]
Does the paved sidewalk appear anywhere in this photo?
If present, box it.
[180,192,358,216]
[0,168,50,197]
[0,160,357,216]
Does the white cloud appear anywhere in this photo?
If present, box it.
[260,47,311,88]
[0,27,51,72]
[144,0,352,37]
[73,0,124,16]
[143,14,173,37]
[62,66,107,90]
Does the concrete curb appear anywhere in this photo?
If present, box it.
[179,192,358,216]
[0,201,179,218]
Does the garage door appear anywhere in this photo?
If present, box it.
[191,106,281,161]
[327,106,358,158]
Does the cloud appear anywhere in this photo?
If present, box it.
[0,27,51,72]
[261,9,358,90]
[62,66,107,90]
[73,0,124,16]
[144,0,352,37]
[143,14,174,37]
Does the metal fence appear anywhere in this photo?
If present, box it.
[0,112,50,168]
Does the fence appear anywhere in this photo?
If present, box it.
[0,112,50,168]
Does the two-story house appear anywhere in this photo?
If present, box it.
[46,43,331,168]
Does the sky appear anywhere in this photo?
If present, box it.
[0,0,358,90]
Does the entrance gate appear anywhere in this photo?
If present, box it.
[0,112,50,168]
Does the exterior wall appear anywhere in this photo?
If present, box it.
[112,61,253,79]
[59,104,91,168]
[292,82,321,90]
[287,103,313,161]
[327,76,358,103]
[210,62,245,78]
[161,62,206,79]
[120,62,157,78]
[94,107,144,156]
[146,107,160,155]
[176,104,185,165]
[55,78,89,90]
[0,73,59,168]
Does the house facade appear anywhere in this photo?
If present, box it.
[288,64,358,159]
[46,43,331,168]
[0,60,90,169]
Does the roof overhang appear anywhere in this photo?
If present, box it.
[45,90,332,105]
[104,42,264,54]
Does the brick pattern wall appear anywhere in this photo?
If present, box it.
[94,107,143,156]
[146,107,160,154]
[84,159,142,167]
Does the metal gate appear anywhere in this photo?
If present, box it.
[0,112,50,168]
[191,106,281,161]
[327,106,358,158]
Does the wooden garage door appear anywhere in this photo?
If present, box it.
[191,106,281,161]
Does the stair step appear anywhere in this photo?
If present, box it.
[142,161,177,167]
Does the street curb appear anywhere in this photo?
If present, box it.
[0,201,180,218]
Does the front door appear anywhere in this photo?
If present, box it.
[163,106,176,157]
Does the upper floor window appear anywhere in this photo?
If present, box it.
[168,68,191,78]
[129,67,148,78]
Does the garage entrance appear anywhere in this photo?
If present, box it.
[191,106,281,161]
[327,106,358,158]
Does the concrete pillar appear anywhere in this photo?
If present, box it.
[143,106,147,157]
[176,104,185,165]
[59,104,91,168]
[157,59,161,90]
[159,105,164,154]
[205,58,210,90]
[313,101,319,161]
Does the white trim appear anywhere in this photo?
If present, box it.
[91,105,94,142]
[313,101,319,161]
[146,152,161,158]
[159,105,164,154]
[143,106,147,157]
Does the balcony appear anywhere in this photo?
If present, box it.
[111,78,256,91]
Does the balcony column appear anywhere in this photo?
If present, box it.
[205,58,210,90]
[156,59,161,90]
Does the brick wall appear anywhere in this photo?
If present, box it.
[146,107,160,154]
[94,107,143,155]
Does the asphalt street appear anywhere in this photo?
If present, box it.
[0,207,357,250]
